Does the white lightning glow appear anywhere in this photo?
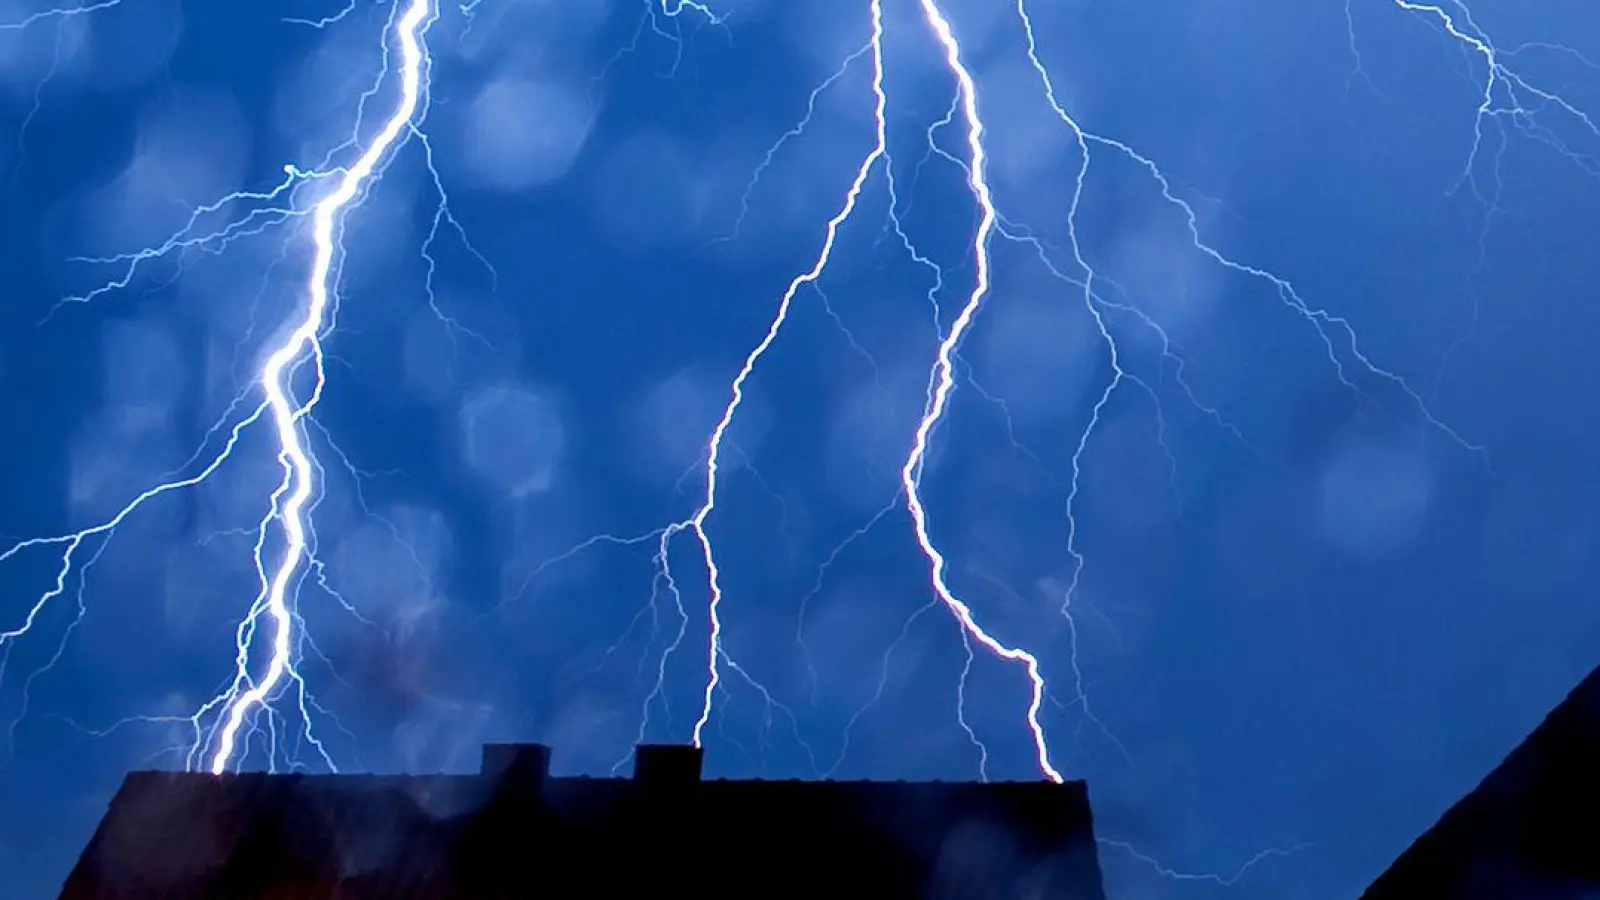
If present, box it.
[668,0,1065,781]
[2,0,1587,893]
[901,0,1061,784]
[686,0,889,749]
[0,0,439,779]
[206,0,437,774]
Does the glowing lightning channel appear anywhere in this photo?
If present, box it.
[206,0,437,774]
[901,0,1062,784]
[1381,1,1600,184]
[687,0,889,749]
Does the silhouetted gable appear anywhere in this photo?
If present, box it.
[1362,664,1600,899]
[60,746,1108,899]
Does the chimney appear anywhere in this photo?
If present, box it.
[632,743,703,784]
[480,743,551,792]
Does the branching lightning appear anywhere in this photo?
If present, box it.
[897,0,1061,782]
[205,0,436,774]
[657,0,1508,790]
[679,0,889,751]
[3,0,1596,894]
[627,0,1068,780]
[1383,1,1600,186]
[1097,839,1318,889]
[0,0,439,775]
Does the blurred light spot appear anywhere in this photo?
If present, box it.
[826,377,915,512]
[84,85,251,259]
[1315,441,1432,559]
[979,57,1073,184]
[591,130,706,252]
[69,414,182,527]
[459,385,566,496]
[191,423,284,542]
[627,368,725,487]
[402,313,460,407]
[0,6,86,91]
[69,317,187,520]
[86,0,182,91]
[330,508,453,609]
[1108,218,1220,337]
[461,78,596,192]
[976,284,1099,429]
[397,701,494,788]
[273,13,384,155]
[100,316,183,431]
[447,0,611,64]
[778,0,872,84]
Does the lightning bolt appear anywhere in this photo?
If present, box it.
[1369,2,1599,392]
[0,0,437,776]
[898,0,1062,782]
[1381,1,1600,186]
[622,0,1500,787]
[682,0,887,749]
[628,0,1066,780]
[206,0,436,772]
[7,1,1584,894]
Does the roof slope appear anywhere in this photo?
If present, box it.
[60,745,1107,899]
[1360,664,1600,899]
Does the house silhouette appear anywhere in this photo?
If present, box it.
[59,743,1109,898]
[1361,663,1600,899]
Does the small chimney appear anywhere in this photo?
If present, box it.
[632,743,703,784]
[480,743,551,791]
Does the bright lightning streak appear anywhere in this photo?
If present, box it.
[6,0,1560,857]
[206,0,436,774]
[900,0,1061,784]
[0,0,441,778]
[2,0,1581,894]
[687,0,889,749]
[677,0,1066,781]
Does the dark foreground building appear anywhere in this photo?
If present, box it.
[60,743,1108,899]
[1362,663,1600,899]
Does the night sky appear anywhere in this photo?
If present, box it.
[2,0,1599,897]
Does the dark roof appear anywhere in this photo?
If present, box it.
[1361,664,1600,899]
[60,744,1108,899]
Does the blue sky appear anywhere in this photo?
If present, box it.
[1,0,1599,897]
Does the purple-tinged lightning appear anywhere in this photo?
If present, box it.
[206,0,437,774]
[899,0,1062,784]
